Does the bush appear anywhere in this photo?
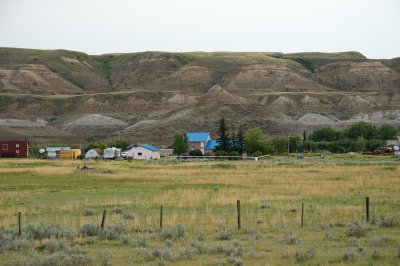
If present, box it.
[112,207,123,215]
[371,249,381,260]
[369,236,389,247]
[123,213,135,220]
[377,215,399,228]
[294,249,314,262]
[216,151,229,157]
[24,223,76,240]
[160,224,186,240]
[189,149,203,156]
[196,230,206,241]
[82,208,94,216]
[282,232,301,245]
[98,250,112,266]
[345,221,369,238]
[214,229,233,241]
[342,251,355,261]
[98,222,127,240]
[252,151,262,157]
[79,223,99,237]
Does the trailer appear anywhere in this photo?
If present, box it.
[103,147,121,159]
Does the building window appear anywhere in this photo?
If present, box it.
[138,152,142,156]
[16,144,20,148]
[2,144,8,151]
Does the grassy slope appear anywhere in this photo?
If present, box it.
[0,157,399,265]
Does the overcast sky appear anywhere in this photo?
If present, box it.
[0,0,399,59]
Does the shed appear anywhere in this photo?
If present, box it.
[126,144,160,160]
[160,148,174,157]
[0,141,29,158]
[85,149,103,159]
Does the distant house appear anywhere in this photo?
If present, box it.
[46,147,71,159]
[126,144,160,160]
[186,132,217,155]
[0,141,29,158]
[85,149,103,159]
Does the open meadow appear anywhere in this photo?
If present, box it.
[0,156,400,265]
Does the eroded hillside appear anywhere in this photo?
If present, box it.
[0,48,399,145]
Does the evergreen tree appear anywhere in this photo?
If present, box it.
[216,118,230,152]
[303,130,307,141]
[237,126,246,154]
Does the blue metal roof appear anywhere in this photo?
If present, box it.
[186,132,210,142]
[205,140,218,150]
[140,144,160,151]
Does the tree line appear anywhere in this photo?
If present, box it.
[173,119,399,156]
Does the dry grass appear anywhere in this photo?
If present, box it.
[0,157,399,264]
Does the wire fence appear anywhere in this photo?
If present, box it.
[2,196,397,234]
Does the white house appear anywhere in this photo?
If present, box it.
[126,144,160,160]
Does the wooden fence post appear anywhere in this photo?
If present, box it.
[101,210,107,229]
[237,200,241,230]
[160,205,163,229]
[301,202,304,228]
[366,197,370,222]
[18,211,22,237]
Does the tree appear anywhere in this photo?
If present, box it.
[288,136,301,153]
[303,130,307,141]
[216,118,230,152]
[379,124,398,140]
[311,127,338,142]
[236,126,246,154]
[344,122,379,140]
[173,133,188,155]
[355,137,367,152]
[246,128,273,155]
[272,137,288,154]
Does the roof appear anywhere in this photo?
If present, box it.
[140,144,160,151]
[205,140,218,150]
[46,147,71,152]
[186,132,210,142]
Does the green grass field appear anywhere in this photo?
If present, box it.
[0,156,399,265]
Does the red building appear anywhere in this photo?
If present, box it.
[0,141,29,158]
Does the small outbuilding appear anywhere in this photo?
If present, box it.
[85,149,103,159]
[46,147,71,159]
[126,144,160,160]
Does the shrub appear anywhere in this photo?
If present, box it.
[282,232,301,245]
[160,224,186,240]
[79,223,99,237]
[294,249,314,262]
[196,230,206,241]
[371,249,381,260]
[214,229,233,241]
[345,221,369,238]
[98,222,127,240]
[260,203,271,209]
[0,229,33,252]
[24,223,76,240]
[112,207,123,215]
[98,250,112,266]
[377,215,399,228]
[165,239,174,247]
[342,251,355,261]
[82,208,94,216]
[189,149,203,156]
[369,236,389,247]
[45,238,67,253]
[123,213,135,220]
[85,236,99,245]
[252,151,262,157]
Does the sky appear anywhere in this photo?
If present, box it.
[0,0,399,59]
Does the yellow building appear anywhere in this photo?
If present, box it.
[59,149,81,159]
